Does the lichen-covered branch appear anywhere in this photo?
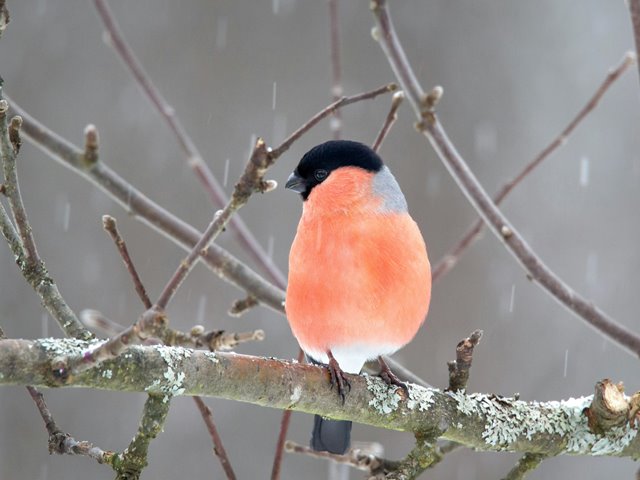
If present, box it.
[112,393,170,480]
[1,338,638,459]
[370,0,640,359]
[0,93,92,341]
[501,452,548,480]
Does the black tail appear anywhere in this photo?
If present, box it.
[311,415,352,454]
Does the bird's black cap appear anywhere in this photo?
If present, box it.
[286,140,383,200]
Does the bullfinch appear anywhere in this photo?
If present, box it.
[285,140,431,454]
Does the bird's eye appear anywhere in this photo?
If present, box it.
[314,169,328,182]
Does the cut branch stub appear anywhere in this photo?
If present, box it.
[585,379,633,434]
[447,329,483,392]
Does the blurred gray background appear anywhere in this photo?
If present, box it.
[1,0,639,478]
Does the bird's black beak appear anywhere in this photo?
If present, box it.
[285,172,306,193]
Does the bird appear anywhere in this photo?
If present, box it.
[285,140,431,454]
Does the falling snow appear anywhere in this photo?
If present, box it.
[215,17,228,50]
[272,81,277,110]
[196,295,207,326]
[579,156,590,187]
[223,158,230,187]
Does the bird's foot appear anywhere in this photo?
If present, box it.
[327,351,351,404]
[378,356,409,396]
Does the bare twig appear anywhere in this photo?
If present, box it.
[628,1,640,83]
[371,0,640,358]
[155,137,271,310]
[432,52,636,282]
[102,215,152,309]
[372,90,404,152]
[228,295,259,317]
[193,396,237,480]
[80,309,126,337]
[26,385,114,463]
[0,105,38,262]
[72,139,279,366]
[270,348,305,480]
[447,330,483,392]
[0,94,92,341]
[285,440,400,474]
[182,326,265,352]
[269,83,396,159]
[501,453,548,480]
[93,0,277,289]
[9,97,286,313]
[328,0,343,139]
[8,83,394,315]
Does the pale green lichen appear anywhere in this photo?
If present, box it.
[365,374,401,414]
[203,351,219,363]
[290,385,302,404]
[406,384,436,412]
[447,391,638,454]
[36,337,106,357]
[143,345,192,403]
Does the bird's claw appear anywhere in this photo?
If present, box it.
[378,356,409,397]
[327,356,351,404]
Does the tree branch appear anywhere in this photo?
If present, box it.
[26,385,114,464]
[93,0,287,289]
[0,94,92,341]
[7,96,287,313]
[370,0,640,359]
[628,0,640,83]
[2,338,639,459]
[501,452,548,480]
[431,52,635,282]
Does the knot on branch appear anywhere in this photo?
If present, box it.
[48,430,71,455]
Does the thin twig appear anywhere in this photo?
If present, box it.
[270,348,305,480]
[155,137,271,310]
[269,83,396,159]
[328,0,343,139]
[102,215,152,309]
[93,0,277,289]
[0,94,92,341]
[9,96,286,313]
[628,0,640,84]
[501,452,548,480]
[432,52,636,282]
[77,139,277,367]
[26,385,114,463]
[7,83,394,314]
[371,0,640,358]
[193,397,237,480]
[285,440,400,474]
[372,90,405,152]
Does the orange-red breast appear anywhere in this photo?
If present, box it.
[285,140,431,454]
